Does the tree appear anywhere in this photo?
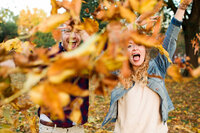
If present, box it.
[166,0,200,68]
[33,32,56,48]
[0,8,18,42]
[17,8,47,35]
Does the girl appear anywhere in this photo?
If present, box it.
[102,0,192,132]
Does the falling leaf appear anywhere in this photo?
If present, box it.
[49,82,89,97]
[167,64,182,82]
[51,0,59,15]
[190,66,200,78]
[52,29,62,42]
[32,13,70,33]
[42,82,65,120]
[69,98,83,124]
[75,18,99,35]
[56,0,82,19]
[47,57,89,83]
[119,6,136,23]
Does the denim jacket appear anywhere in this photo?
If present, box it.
[102,17,182,127]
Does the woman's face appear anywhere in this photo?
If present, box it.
[61,24,81,51]
[127,40,146,66]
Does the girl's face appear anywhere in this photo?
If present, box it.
[127,40,146,66]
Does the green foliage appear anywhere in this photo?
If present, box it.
[0,22,18,42]
[33,32,56,48]
[80,0,107,30]
[80,0,99,19]
[0,8,18,42]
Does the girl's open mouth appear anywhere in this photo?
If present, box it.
[132,54,140,61]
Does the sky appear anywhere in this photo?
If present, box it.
[0,0,64,16]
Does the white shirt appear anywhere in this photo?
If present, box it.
[114,82,168,133]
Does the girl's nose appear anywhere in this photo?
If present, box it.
[70,32,76,39]
[132,45,138,50]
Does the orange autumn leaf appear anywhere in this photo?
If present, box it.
[52,29,62,42]
[152,16,162,37]
[42,82,65,120]
[121,58,132,79]
[75,18,99,35]
[32,13,70,33]
[56,0,82,19]
[53,82,89,97]
[135,0,163,25]
[69,98,83,124]
[51,0,59,15]
[167,64,182,82]
[190,66,200,78]
[47,57,89,76]
[94,85,107,96]
[119,6,136,23]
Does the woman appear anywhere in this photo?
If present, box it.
[102,0,192,132]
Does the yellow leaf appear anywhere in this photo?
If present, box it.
[0,38,22,53]
[24,69,47,90]
[129,0,158,14]
[33,13,70,33]
[51,0,59,15]
[129,0,140,12]
[0,129,13,133]
[140,0,157,13]
[58,92,70,107]
[49,69,76,84]
[29,84,44,105]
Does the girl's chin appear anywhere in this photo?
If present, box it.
[131,61,143,66]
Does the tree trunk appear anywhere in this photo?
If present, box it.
[167,0,200,68]
[182,0,200,68]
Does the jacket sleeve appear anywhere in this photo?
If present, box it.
[154,17,182,78]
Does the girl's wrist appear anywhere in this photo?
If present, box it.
[178,3,189,10]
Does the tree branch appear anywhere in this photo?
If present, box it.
[166,0,177,14]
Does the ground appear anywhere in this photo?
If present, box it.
[0,74,199,133]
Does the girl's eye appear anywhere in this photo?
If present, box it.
[128,45,132,48]
[61,28,71,32]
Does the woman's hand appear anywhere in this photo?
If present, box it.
[179,0,193,10]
